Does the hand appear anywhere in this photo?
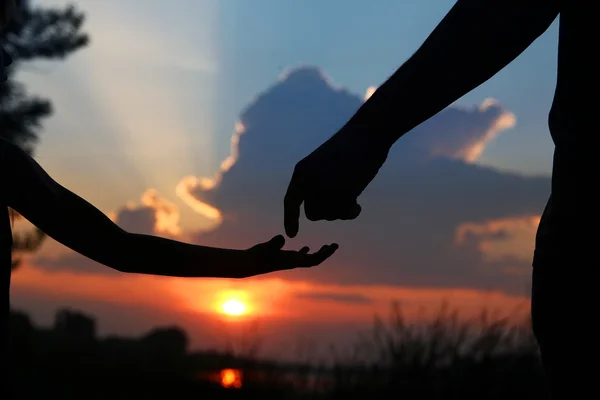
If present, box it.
[284,126,390,237]
[240,235,338,278]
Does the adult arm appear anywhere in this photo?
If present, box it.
[349,0,560,147]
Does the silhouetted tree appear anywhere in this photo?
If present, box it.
[1,0,89,269]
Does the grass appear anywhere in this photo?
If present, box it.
[9,302,550,399]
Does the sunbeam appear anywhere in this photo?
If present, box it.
[32,1,222,232]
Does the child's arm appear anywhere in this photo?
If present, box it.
[1,138,337,278]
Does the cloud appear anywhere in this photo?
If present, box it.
[455,215,541,262]
[364,88,515,162]
[180,66,549,295]
[175,121,247,228]
[34,66,549,296]
[365,86,377,101]
[295,292,373,305]
[34,189,183,274]
[113,189,182,237]
[403,98,516,162]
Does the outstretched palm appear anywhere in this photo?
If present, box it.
[243,235,338,277]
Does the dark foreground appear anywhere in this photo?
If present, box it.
[8,306,549,399]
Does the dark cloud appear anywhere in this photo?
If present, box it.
[295,292,373,305]
[34,252,118,275]
[183,66,550,295]
[35,66,550,295]
[116,205,156,235]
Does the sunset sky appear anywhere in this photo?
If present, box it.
[11,0,559,360]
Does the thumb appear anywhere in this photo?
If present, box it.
[350,203,362,219]
[341,203,362,220]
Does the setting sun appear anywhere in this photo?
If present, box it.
[220,368,242,389]
[222,299,246,316]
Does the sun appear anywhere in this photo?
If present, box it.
[221,299,246,316]
[220,368,242,389]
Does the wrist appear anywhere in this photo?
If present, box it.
[344,102,398,152]
[337,120,394,155]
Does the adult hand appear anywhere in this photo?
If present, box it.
[284,127,390,237]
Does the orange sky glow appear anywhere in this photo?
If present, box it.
[11,254,531,334]
[9,192,537,359]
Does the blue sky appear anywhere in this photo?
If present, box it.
[215,0,560,176]
[24,0,560,191]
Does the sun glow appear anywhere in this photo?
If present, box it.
[221,299,247,316]
[220,368,242,389]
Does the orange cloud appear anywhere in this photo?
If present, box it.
[175,177,223,226]
[455,215,541,270]
[362,88,513,162]
[364,86,377,100]
[112,189,183,237]
[140,189,182,236]
[427,98,516,162]
[462,99,517,162]
[175,121,246,229]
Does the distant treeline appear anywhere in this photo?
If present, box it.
[7,306,550,399]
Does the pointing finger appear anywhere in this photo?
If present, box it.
[284,171,305,238]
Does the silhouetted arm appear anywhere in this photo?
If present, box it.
[1,138,337,277]
[348,0,560,147]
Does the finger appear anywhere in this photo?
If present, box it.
[305,243,339,267]
[304,196,344,221]
[299,246,310,255]
[304,199,326,222]
[266,234,286,250]
[306,198,360,222]
[278,244,338,270]
[284,172,305,238]
[339,203,362,220]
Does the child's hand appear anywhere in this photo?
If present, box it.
[239,235,338,278]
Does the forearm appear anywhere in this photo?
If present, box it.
[2,138,127,270]
[22,187,243,276]
[123,233,243,277]
[20,187,243,277]
[348,0,559,147]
